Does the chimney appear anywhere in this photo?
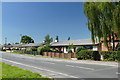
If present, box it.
[54,40,58,42]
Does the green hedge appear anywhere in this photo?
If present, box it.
[76,50,100,61]
[101,51,120,61]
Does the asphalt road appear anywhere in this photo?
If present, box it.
[0,52,119,80]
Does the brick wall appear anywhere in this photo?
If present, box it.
[43,52,76,58]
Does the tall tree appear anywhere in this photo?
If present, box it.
[8,43,11,45]
[84,2,120,51]
[20,35,34,43]
[50,37,53,42]
[44,35,51,46]
[68,37,70,40]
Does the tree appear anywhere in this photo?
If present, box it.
[68,37,70,40]
[44,34,51,46]
[116,43,120,51]
[15,42,19,44]
[8,43,11,45]
[50,37,53,42]
[20,35,34,43]
[68,43,74,53]
[55,36,59,42]
[84,2,120,51]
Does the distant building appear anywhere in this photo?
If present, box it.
[21,42,44,50]
[50,39,99,53]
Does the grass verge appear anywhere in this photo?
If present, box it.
[0,62,51,80]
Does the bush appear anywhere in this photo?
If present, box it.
[37,46,50,55]
[31,47,37,51]
[76,50,100,61]
[75,47,87,54]
[68,50,73,53]
[26,49,31,51]
[116,43,120,51]
[101,51,120,61]
[12,48,19,50]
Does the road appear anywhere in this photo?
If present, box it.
[0,52,119,80]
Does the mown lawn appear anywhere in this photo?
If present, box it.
[0,62,51,80]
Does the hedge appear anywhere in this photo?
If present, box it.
[101,51,120,61]
[76,50,100,61]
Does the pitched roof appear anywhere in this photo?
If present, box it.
[22,43,44,47]
[11,44,25,47]
[51,39,98,46]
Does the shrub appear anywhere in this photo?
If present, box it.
[49,49,63,53]
[75,47,87,54]
[101,51,120,61]
[31,47,37,51]
[11,48,19,50]
[76,50,100,61]
[116,43,120,51]
[37,46,50,55]
[26,49,31,51]
[68,50,73,53]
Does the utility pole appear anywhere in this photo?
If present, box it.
[5,37,7,45]
[5,37,7,50]
[20,34,22,44]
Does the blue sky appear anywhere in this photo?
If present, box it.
[2,2,90,44]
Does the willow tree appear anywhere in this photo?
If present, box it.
[113,2,120,39]
[84,2,120,51]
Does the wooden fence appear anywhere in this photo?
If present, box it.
[43,52,76,58]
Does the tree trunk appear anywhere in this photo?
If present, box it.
[112,32,115,51]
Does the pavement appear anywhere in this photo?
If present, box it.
[0,51,119,80]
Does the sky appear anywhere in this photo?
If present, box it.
[2,2,90,44]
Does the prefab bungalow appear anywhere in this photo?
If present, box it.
[21,42,44,50]
[50,39,99,53]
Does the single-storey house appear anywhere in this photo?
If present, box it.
[50,39,99,53]
[21,42,44,50]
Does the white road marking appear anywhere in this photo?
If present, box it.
[0,58,78,78]
[75,66,95,70]
[66,65,75,67]
[91,67,117,72]
[45,62,55,64]
[116,72,120,74]
[66,65,94,70]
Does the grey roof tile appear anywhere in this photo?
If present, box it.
[51,39,98,46]
[22,43,44,47]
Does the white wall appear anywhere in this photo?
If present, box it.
[92,46,98,51]
[64,47,68,53]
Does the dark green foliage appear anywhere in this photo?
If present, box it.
[50,37,53,42]
[31,47,37,51]
[75,47,87,54]
[20,35,34,43]
[44,35,52,46]
[76,50,100,61]
[37,46,50,54]
[116,43,120,51]
[68,37,70,40]
[68,50,73,53]
[68,44,74,53]
[68,44,74,49]
[8,43,11,45]
[49,49,63,53]
[84,2,120,50]
[101,51,120,61]
[15,42,19,44]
